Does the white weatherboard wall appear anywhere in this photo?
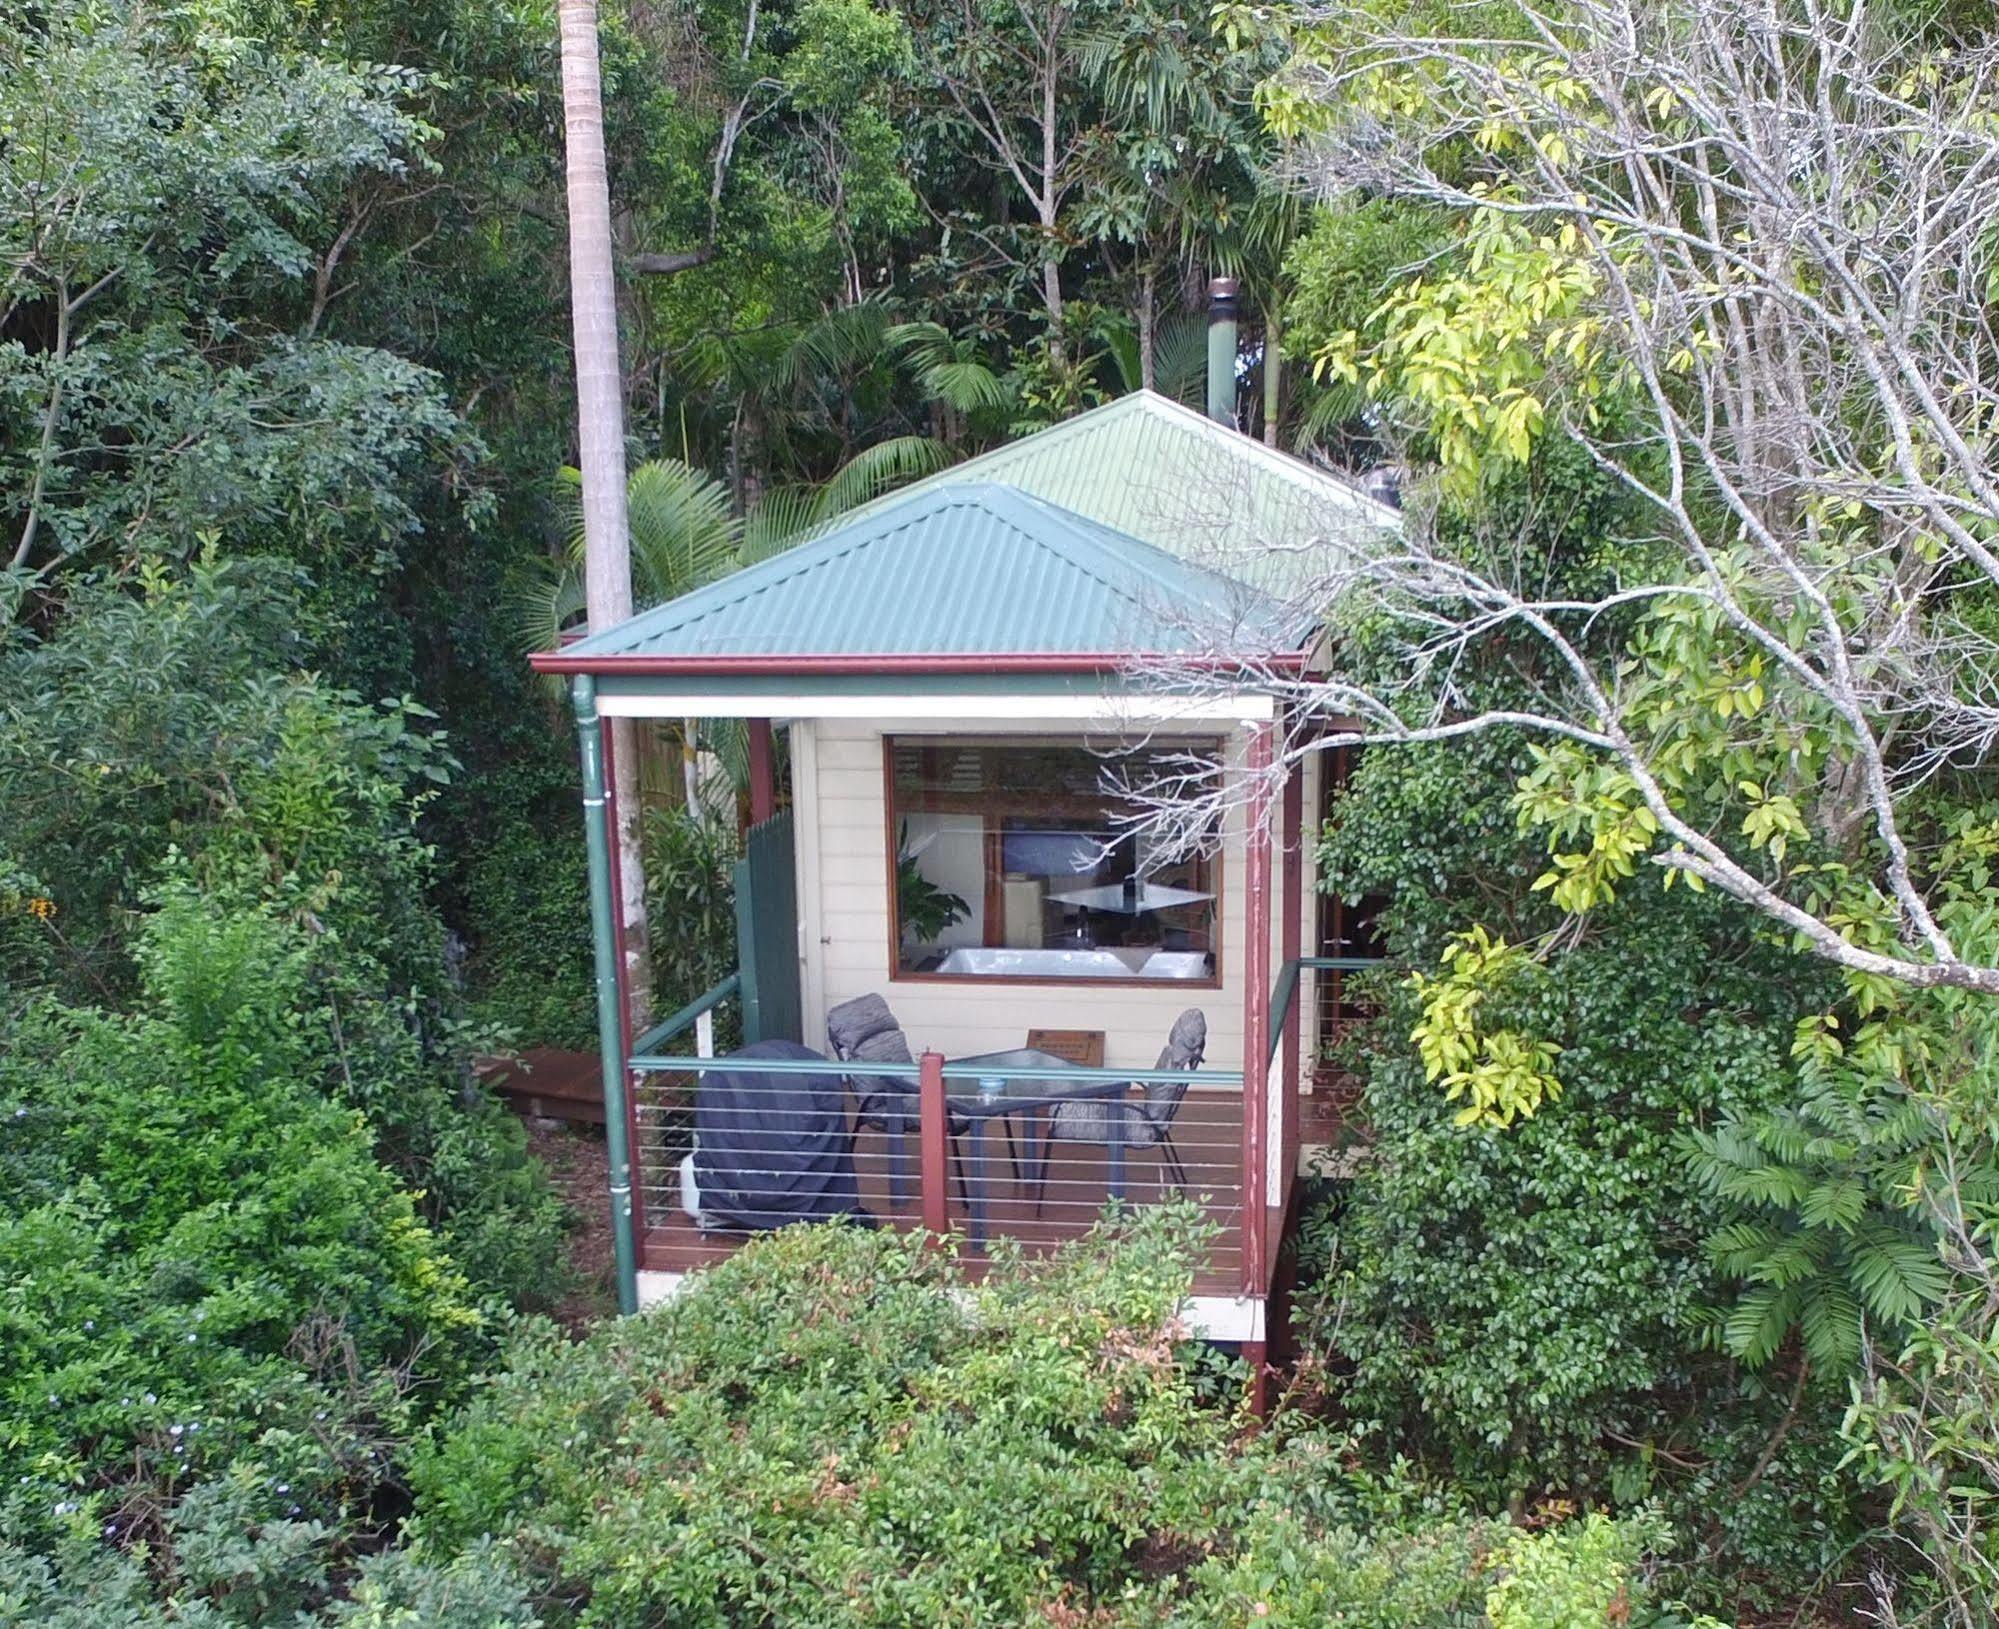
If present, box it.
[791,717,1319,1210]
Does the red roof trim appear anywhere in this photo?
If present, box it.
[527,650,1310,678]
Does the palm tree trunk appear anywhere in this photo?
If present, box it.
[1262,306,1282,448]
[1138,268,1157,393]
[560,0,653,1024]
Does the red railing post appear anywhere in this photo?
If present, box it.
[1280,748,1304,1179]
[1241,724,1274,1297]
[747,717,776,825]
[918,1050,950,1240]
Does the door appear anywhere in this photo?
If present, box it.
[1314,748,1385,1069]
[734,810,802,1044]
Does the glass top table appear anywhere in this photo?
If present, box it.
[945,1047,1124,1108]
[940,1047,1136,1247]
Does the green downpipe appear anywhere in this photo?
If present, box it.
[573,675,640,1315]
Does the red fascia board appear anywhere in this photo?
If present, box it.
[527,649,1311,678]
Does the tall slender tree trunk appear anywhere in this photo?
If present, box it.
[1138,268,1157,393]
[560,0,653,1024]
[1262,306,1283,447]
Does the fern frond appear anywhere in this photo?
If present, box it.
[1725,1281,1805,1367]
[1844,1225,1949,1327]
[1799,1281,1862,1372]
[1797,1176,1868,1233]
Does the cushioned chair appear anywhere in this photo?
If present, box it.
[826,993,921,1207]
[1035,1008,1206,1213]
[826,993,1016,1211]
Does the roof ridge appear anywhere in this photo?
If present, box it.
[1105,391,1401,522]
[992,484,1275,618]
[837,389,1398,534]
[978,487,1190,624]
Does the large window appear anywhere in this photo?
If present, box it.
[887,736,1220,983]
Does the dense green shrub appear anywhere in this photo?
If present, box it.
[643,802,741,1013]
[0,561,568,1308]
[1314,717,1859,1603]
[0,891,473,1552]
[0,1523,538,1628]
[406,1210,1704,1628]
[459,755,597,1050]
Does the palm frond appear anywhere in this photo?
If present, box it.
[775,300,895,392]
[553,465,586,555]
[925,358,1012,413]
[1152,312,1210,407]
[1073,20,1222,132]
[507,554,586,671]
[742,484,834,564]
[889,321,1012,413]
[705,717,750,802]
[625,458,742,607]
[813,435,954,518]
[886,319,956,373]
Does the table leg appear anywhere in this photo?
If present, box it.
[967,1118,990,1249]
[889,1112,910,1211]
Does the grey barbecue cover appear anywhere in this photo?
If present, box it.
[692,1040,868,1232]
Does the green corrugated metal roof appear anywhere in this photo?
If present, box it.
[560,481,1299,661]
[836,389,1397,596]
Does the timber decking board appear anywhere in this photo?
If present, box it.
[482,1049,607,1126]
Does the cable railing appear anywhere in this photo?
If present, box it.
[627,1005,1251,1290]
[617,959,1407,1293]
[1268,955,1386,1068]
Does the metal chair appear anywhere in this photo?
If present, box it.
[826,993,921,1207]
[826,994,1020,1210]
[1034,1008,1206,1213]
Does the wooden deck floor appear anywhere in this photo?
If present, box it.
[640,1089,1258,1297]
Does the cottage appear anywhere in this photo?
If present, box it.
[532,325,1395,1380]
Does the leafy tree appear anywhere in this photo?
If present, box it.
[0,560,567,1306]
[1243,0,1999,1003]
[0,1,477,594]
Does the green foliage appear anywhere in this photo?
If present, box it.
[643,806,741,1013]
[407,1210,1690,1627]
[0,0,480,585]
[0,889,472,1544]
[459,758,597,1051]
[0,1522,538,1628]
[1408,925,1564,1128]
[1841,1240,1999,1619]
[1486,1511,1719,1629]
[1690,1078,1955,1372]
[1311,704,1863,1603]
[0,559,568,1308]
[1309,210,1620,488]
[894,822,972,947]
[1682,817,1999,1380]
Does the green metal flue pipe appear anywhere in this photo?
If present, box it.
[1206,275,1240,428]
[572,675,640,1314]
